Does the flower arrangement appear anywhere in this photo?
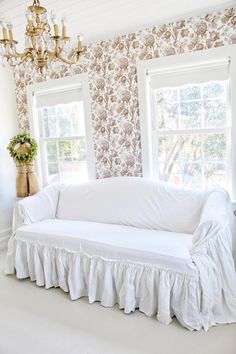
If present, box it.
[7,133,38,164]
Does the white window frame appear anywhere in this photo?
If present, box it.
[137,45,236,201]
[27,74,96,187]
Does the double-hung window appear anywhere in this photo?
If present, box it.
[153,79,229,189]
[27,75,95,186]
[138,46,236,200]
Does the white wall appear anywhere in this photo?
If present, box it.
[0,67,18,248]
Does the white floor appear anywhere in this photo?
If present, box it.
[0,249,236,354]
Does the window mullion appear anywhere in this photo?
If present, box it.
[151,90,159,179]
[226,78,233,196]
[56,106,60,137]
[156,127,227,135]
[41,135,85,140]
[177,88,182,185]
[56,140,61,183]
[200,85,205,189]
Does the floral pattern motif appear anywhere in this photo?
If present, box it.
[14,7,236,178]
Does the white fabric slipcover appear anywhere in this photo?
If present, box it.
[13,219,196,272]
[5,177,236,331]
[57,177,204,234]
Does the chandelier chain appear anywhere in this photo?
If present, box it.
[33,0,41,6]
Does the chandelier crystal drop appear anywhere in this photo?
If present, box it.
[0,0,83,73]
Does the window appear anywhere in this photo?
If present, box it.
[154,81,229,189]
[38,102,87,184]
[137,46,236,200]
[27,75,95,186]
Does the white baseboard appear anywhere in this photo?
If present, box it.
[0,228,11,250]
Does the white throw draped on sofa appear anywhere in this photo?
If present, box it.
[5,177,236,330]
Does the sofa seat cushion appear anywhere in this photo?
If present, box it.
[15,219,197,276]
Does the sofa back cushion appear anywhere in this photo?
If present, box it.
[56,177,205,233]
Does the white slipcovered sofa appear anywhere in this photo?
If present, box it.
[5,177,236,330]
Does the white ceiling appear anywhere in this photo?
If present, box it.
[0,0,235,49]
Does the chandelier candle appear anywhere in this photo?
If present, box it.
[1,20,7,40]
[0,0,84,73]
[62,17,67,38]
[8,24,13,42]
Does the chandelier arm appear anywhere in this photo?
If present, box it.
[11,53,33,66]
[6,51,33,67]
[56,53,79,65]
[44,49,78,65]
[6,49,32,60]
[45,49,56,60]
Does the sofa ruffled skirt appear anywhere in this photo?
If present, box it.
[6,237,207,331]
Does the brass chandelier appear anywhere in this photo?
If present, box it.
[0,0,83,73]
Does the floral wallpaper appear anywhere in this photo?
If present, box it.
[14,7,236,178]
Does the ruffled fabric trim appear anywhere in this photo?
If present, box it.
[191,222,236,329]
[6,237,204,331]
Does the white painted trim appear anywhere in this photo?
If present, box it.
[27,75,85,94]
[155,127,228,135]
[137,45,236,200]
[81,73,96,180]
[27,85,44,187]
[0,228,11,250]
[137,45,236,74]
[26,74,96,187]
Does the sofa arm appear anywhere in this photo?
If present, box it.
[6,183,61,275]
[190,189,236,327]
[192,188,235,250]
[12,183,61,234]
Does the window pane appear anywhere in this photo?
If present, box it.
[157,88,178,130]
[203,99,227,128]
[71,139,87,161]
[55,139,88,183]
[58,140,72,162]
[180,86,201,100]
[157,103,178,130]
[204,162,226,188]
[58,114,72,137]
[71,102,85,136]
[203,133,226,161]
[157,134,227,188]
[42,107,57,138]
[180,101,202,129]
[181,162,202,188]
[179,134,202,162]
[158,135,179,162]
[203,82,226,99]
[46,142,58,163]
[159,162,180,184]
[40,102,85,139]
[157,88,177,104]
[48,163,59,177]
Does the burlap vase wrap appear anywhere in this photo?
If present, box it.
[16,162,40,198]
[26,163,40,196]
[16,162,39,198]
[16,163,28,198]
[14,142,40,198]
